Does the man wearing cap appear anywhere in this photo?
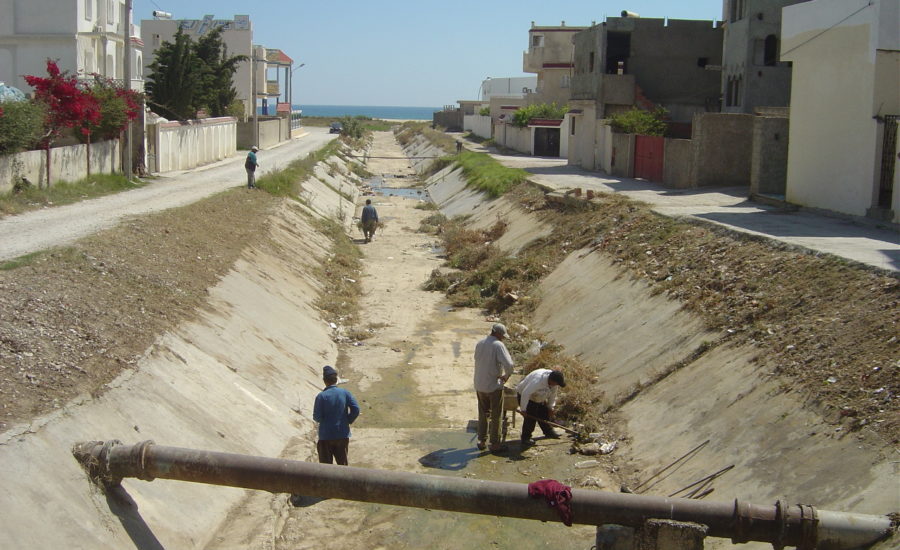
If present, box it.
[313,365,360,465]
[245,146,259,189]
[516,368,565,446]
[473,323,515,453]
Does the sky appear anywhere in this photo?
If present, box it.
[133,0,724,108]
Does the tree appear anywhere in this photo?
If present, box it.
[79,77,142,175]
[609,107,668,136]
[146,27,247,120]
[511,102,568,128]
[193,28,247,117]
[24,60,100,187]
[145,28,198,120]
[0,99,45,154]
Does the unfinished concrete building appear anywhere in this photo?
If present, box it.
[720,0,809,113]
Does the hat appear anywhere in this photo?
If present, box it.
[548,370,566,387]
[322,365,337,378]
[491,323,508,337]
[251,146,259,152]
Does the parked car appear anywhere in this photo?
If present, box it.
[329,122,343,134]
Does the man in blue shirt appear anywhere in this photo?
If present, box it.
[360,199,379,243]
[245,146,259,189]
[313,365,360,465]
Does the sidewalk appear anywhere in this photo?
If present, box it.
[467,141,899,273]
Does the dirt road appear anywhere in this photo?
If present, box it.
[228,132,614,549]
[0,127,335,263]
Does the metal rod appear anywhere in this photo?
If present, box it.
[72,440,894,550]
[633,439,710,492]
[516,410,582,435]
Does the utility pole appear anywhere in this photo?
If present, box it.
[122,0,133,180]
[251,46,258,147]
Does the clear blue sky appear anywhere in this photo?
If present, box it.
[133,0,723,107]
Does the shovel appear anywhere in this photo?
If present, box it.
[516,410,587,439]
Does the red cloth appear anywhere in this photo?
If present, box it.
[528,479,573,526]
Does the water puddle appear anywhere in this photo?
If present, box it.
[365,175,432,201]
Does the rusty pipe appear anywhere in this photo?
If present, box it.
[73,440,893,549]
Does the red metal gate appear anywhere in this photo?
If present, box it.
[634,135,664,182]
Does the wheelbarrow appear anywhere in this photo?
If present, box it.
[500,386,519,442]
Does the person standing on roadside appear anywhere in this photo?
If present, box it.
[473,323,515,453]
[314,365,360,465]
[517,368,565,446]
[245,146,259,189]
[361,199,379,243]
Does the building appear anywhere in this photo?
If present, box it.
[782,0,899,223]
[523,22,587,106]
[0,0,143,92]
[567,15,723,171]
[141,14,256,117]
[721,0,810,113]
[480,76,537,100]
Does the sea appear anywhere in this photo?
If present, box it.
[294,105,439,121]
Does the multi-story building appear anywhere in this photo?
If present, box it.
[782,0,899,223]
[720,0,810,113]
[522,22,586,106]
[480,76,537,100]
[0,0,142,92]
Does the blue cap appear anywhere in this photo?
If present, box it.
[323,365,338,377]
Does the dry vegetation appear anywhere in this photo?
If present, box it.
[423,183,899,440]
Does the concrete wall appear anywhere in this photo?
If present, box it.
[0,140,120,192]
[464,114,492,139]
[433,109,463,131]
[750,116,789,196]
[663,138,694,188]
[782,0,899,221]
[495,124,532,155]
[691,112,754,187]
[610,132,635,177]
[236,117,284,151]
[153,117,236,173]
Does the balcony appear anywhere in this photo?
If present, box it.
[570,73,635,105]
[266,81,280,96]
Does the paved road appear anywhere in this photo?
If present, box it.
[0,127,336,263]
[487,151,900,273]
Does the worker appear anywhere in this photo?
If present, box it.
[516,368,565,446]
[313,365,360,465]
[473,323,515,453]
[361,199,379,243]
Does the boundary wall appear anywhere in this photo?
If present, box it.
[149,117,237,173]
[0,140,120,193]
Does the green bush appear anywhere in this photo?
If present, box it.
[609,107,668,136]
[512,102,568,128]
[478,106,490,116]
[455,151,529,197]
[0,100,45,154]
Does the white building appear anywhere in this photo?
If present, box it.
[0,0,143,92]
[480,76,537,100]
[141,14,256,117]
[782,0,900,223]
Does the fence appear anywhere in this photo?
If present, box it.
[0,140,120,193]
[147,117,237,173]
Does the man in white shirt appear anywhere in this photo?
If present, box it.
[516,368,566,446]
[473,323,515,453]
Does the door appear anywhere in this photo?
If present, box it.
[634,135,664,182]
[534,127,561,157]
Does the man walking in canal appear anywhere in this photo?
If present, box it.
[361,199,379,243]
[314,365,360,465]
[473,323,515,453]
[517,368,565,446]
[245,146,259,189]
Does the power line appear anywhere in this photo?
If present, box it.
[780,1,874,59]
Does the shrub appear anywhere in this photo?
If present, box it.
[512,102,568,128]
[478,106,490,116]
[455,151,529,197]
[0,100,45,154]
[609,107,668,136]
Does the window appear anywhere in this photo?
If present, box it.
[729,0,746,22]
[589,52,595,73]
[764,35,778,66]
[532,34,544,48]
[571,117,576,136]
[561,75,571,88]
[698,57,709,68]
[84,0,92,20]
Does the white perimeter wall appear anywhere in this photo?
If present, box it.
[154,117,236,173]
[464,114,492,139]
[0,140,120,193]
[782,0,899,220]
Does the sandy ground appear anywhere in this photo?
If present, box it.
[206,132,618,550]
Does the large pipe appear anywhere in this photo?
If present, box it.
[73,440,893,549]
